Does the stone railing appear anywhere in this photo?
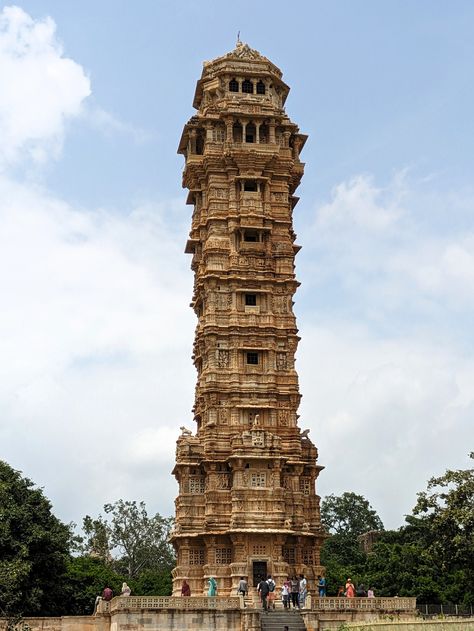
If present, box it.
[344,620,474,631]
[96,600,111,614]
[95,596,416,614]
[108,596,241,612]
[310,597,417,611]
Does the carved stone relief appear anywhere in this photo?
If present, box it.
[216,293,231,311]
[218,406,229,424]
[272,295,288,313]
[278,409,290,426]
[276,352,287,370]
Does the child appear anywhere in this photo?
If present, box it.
[281,582,290,609]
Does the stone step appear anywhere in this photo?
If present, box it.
[261,609,307,631]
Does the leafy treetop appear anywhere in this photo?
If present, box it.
[321,491,384,536]
[0,460,71,618]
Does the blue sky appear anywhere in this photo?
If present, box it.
[0,1,473,530]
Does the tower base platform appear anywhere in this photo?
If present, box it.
[2,596,418,631]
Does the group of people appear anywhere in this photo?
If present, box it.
[280,575,308,610]
[337,579,375,598]
[256,574,308,611]
[94,583,131,611]
[100,582,131,601]
[204,573,310,610]
[256,575,276,611]
[180,576,217,598]
[98,575,375,612]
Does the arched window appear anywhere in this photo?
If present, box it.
[259,123,269,144]
[229,78,239,92]
[195,133,204,155]
[256,80,265,95]
[245,123,256,143]
[233,121,243,143]
[212,126,225,142]
[242,79,253,94]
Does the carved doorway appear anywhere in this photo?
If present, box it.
[252,560,267,587]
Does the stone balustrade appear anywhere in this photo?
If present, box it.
[95,595,416,614]
[345,621,474,631]
[106,596,241,612]
[311,597,416,611]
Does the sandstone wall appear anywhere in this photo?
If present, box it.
[343,620,474,631]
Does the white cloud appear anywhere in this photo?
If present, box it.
[298,323,474,528]
[84,105,152,144]
[391,236,474,307]
[0,5,91,167]
[306,171,474,320]
[0,174,195,522]
[316,173,405,234]
[0,5,189,525]
[296,172,474,528]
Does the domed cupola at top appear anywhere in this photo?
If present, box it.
[191,40,289,112]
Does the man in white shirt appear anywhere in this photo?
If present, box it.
[299,574,307,608]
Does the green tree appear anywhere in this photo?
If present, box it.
[0,460,71,617]
[357,455,474,604]
[363,535,441,600]
[320,492,383,594]
[62,554,174,614]
[133,568,173,596]
[79,516,110,562]
[321,533,367,595]
[79,500,175,579]
[407,452,474,605]
[412,453,473,571]
[62,556,126,615]
[321,492,384,536]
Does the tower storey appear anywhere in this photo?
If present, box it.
[171,42,325,597]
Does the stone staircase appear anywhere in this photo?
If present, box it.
[260,609,307,631]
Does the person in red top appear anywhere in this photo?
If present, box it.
[95,586,113,613]
[102,587,113,601]
[181,580,191,596]
[345,578,355,598]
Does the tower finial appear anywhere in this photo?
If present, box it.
[236,30,241,46]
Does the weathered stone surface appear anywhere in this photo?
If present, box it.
[172,41,325,597]
[0,598,423,631]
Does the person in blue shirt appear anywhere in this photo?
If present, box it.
[318,575,327,597]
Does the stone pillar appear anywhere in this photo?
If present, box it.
[293,135,302,159]
[189,128,197,153]
[241,120,247,143]
[225,117,233,145]
[269,119,276,144]
[230,533,249,593]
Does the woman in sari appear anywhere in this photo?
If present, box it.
[208,576,217,597]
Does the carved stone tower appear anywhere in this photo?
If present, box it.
[171,42,325,597]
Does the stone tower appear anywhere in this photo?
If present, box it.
[171,42,325,597]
